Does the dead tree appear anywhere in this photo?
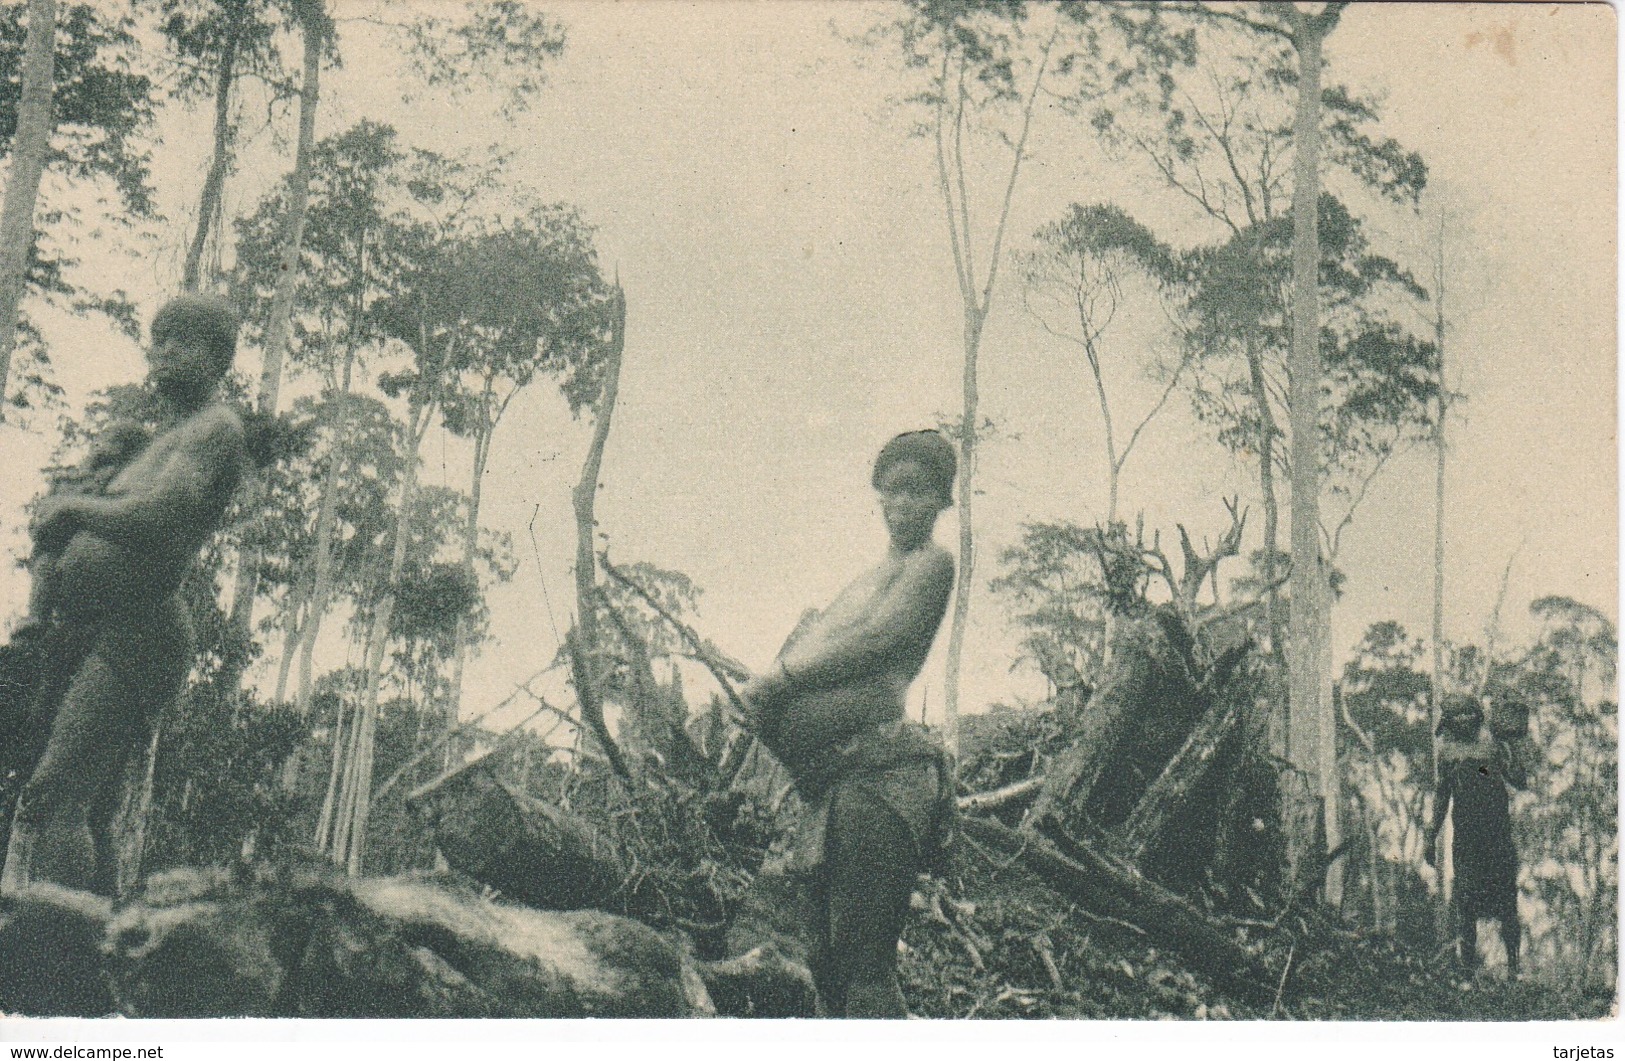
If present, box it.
[1023,501,1249,834]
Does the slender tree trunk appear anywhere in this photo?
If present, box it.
[312,663,350,850]
[0,0,56,414]
[1081,335,1119,524]
[291,349,356,717]
[256,0,323,418]
[1430,210,1448,777]
[334,401,428,873]
[1244,332,1289,762]
[227,0,325,644]
[1244,336,1282,653]
[942,305,982,757]
[936,24,1055,754]
[1285,7,1339,902]
[570,286,632,783]
[446,381,494,738]
[273,598,304,703]
[182,18,241,292]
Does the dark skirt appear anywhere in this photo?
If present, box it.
[1447,758,1519,920]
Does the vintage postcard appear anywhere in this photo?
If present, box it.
[0,1,1614,1057]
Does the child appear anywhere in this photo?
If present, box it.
[2,419,151,769]
[17,418,152,637]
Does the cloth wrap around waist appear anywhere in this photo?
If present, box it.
[775,718,956,879]
[1436,739,1520,920]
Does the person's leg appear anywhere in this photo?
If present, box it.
[1458,911,1480,973]
[822,783,918,1018]
[807,872,843,1017]
[5,600,189,897]
[4,646,116,893]
[1499,913,1521,979]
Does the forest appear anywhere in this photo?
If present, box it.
[0,0,1614,1024]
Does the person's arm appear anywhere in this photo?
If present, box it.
[35,410,244,548]
[1499,738,1531,791]
[1424,765,1452,866]
[760,547,954,702]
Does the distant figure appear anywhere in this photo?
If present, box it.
[1426,693,1527,979]
[1,294,247,897]
[740,430,958,1018]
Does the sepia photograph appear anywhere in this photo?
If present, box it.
[0,0,1615,1051]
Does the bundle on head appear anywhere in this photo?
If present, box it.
[1488,694,1531,741]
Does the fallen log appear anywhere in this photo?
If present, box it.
[0,883,114,1016]
[406,753,628,913]
[697,945,817,1018]
[1111,694,1244,866]
[957,815,1275,1004]
[1024,611,1201,831]
[1,866,715,1018]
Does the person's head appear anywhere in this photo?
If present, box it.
[1436,693,1485,741]
[872,430,955,549]
[148,294,239,400]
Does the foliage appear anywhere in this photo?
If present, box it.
[147,0,299,116]
[1088,11,1427,225]
[402,0,567,119]
[1503,597,1617,989]
[989,521,1115,686]
[0,2,158,409]
[0,3,157,215]
[1335,621,1434,940]
[1136,194,1441,495]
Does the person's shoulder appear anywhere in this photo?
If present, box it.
[186,403,247,448]
[907,543,955,581]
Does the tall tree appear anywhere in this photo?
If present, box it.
[326,383,434,875]
[568,281,632,784]
[434,206,610,730]
[1019,202,1186,524]
[0,3,159,411]
[0,0,55,415]
[1095,4,1425,667]
[1429,208,1449,761]
[152,0,289,292]
[232,118,409,716]
[1101,1,1442,900]
[882,0,1063,752]
[225,0,328,647]
[1283,0,1347,903]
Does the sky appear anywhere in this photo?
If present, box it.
[0,0,1615,736]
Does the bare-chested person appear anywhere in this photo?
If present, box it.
[1,293,247,897]
[740,430,958,1018]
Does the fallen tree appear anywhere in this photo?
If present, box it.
[0,864,714,1018]
[956,815,1275,1004]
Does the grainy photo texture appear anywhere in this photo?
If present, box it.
[0,0,1614,1028]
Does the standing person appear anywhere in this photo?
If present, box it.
[1426,693,1526,979]
[740,429,958,1018]
[1,294,247,897]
